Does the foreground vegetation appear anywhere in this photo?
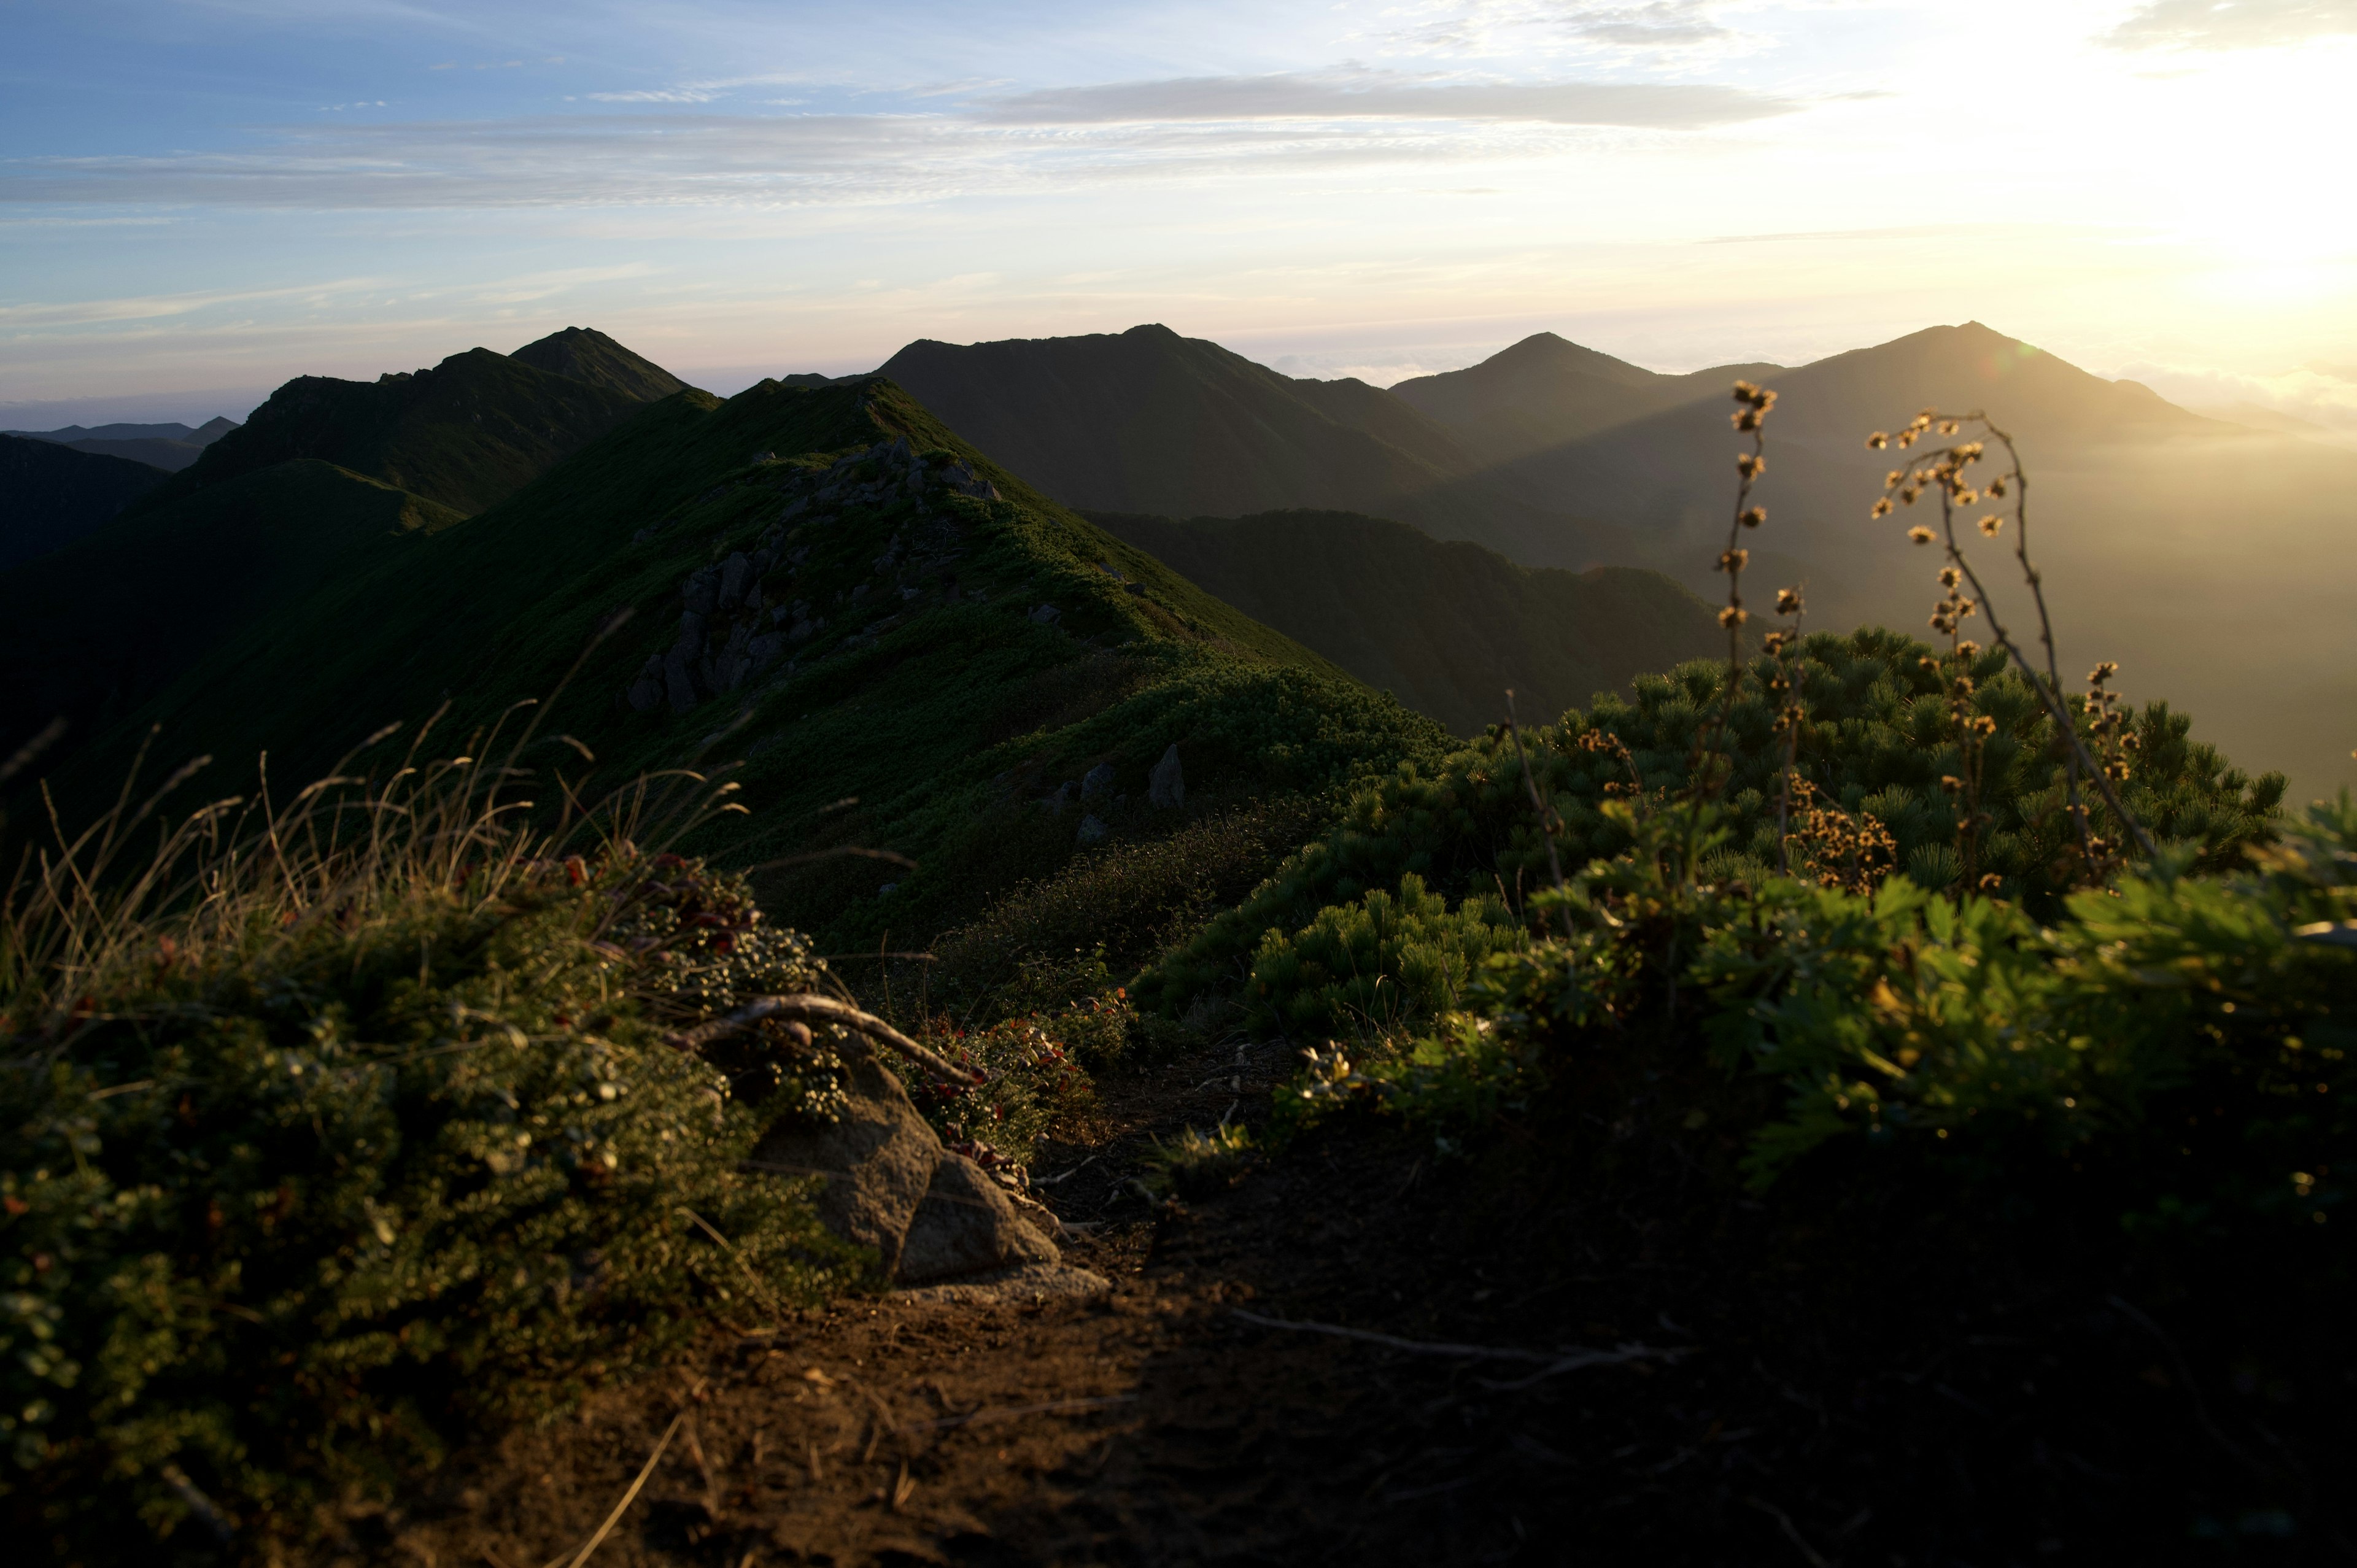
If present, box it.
[0,743,866,1558]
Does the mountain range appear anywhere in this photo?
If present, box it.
[3,415,241,473]
[5,311,2349,859]
[0,327,687,771]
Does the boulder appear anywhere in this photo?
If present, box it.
[1076,813,1109,846]
[895,1154,1059,1284]
[750,1043,1076,1289]
[1149,743,1183,808]
[750,1045,939,1275]
[1028,603,1061,625]
[1081,762,1117,800]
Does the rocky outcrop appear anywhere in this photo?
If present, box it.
[619,436,1004,716]
[750,1040,1093,1291]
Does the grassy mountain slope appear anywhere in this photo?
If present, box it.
[0,461,463,759]
[0,433,171,570]
[510,325,691,402]
[1093,508,1727,735]
[59,377,1448,946]
[872,323,1646,571]
[133,346,657,518]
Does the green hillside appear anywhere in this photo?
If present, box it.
[0,461,463,760]
[0,433,169,570]
[58,377,1449,945]
[1093,508,1727,735]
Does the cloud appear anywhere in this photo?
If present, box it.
[0,76,1798,214]
[980,71,1790,128]
[2104,0,2357,50]
[1381,1,1745,56]
[585,88,726,102]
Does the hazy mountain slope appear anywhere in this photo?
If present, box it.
[60,436,207,470]
[510,325,691,402]
[0,461,462,759]
[53,377,1447,944]
[1390,332,1783,463]
[1094,508,1726,735]
[873,322,1648,571]
[1459,322,2227,587]
[0,433,172,570]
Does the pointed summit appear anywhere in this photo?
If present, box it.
[511,326,690,403]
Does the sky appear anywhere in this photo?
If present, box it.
[5,0,2356,429]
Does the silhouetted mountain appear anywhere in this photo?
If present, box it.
[509,325,691,403]
[0,433,172,570]
[6,415,241,474]
[137,340,676,519]
[1094,508,1726,734]
[873,323,1643,569]
[1,332,692,762]
[1390,332,1779,463]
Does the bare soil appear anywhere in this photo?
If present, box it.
[374,1038,2343,1568]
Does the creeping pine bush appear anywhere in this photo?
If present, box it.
[1137,628,2285,1020]
[1244,874,1520,1037]
[0,756,854,1560]
[1287,792,2356,1254]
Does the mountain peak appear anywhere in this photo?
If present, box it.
[511,326,690,403]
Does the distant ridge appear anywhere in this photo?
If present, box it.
[1390,332,1780,462]
[1094,508,1726,735]
[1,328,693,765]
[873,323,1643,570]
[4,415,241,474]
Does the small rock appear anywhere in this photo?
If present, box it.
[1076,813,1109,846]
[1028,604,1062,625]
[896,1155,1060,1284]
[1150,743,1184,808]
[1081,762,1116,800]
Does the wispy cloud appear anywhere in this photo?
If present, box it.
[0,72,1802,214]
[1379,0,1747,58]
[584,88,727,102]
[0,277,389,329]
[979,71,1790,127]
[2104,0,2357,50]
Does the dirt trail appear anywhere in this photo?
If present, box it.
[379,1038,2278,1568]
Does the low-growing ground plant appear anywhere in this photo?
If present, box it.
[0,727,857,1561]
[1137,1121,1256,1202]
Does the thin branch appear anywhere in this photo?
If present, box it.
[668,993,984,1084]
